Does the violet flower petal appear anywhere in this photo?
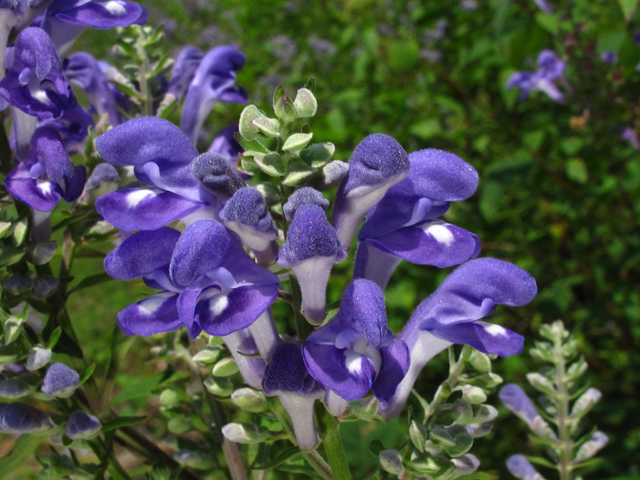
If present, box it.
[191,151,246,200]
[118,292,181,336]
[168,45,203,99]
[506,455,544,480]
[0,402,53,434]
[208,125,243,168]
[104,227,180,280]
[283,187,329,222]
[66,410,101,439]
[96,188,203,231]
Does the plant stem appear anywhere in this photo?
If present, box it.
[317,404,352,480]
[554,340,573,480]
[424,346,471,422]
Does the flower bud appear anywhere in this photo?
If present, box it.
[469,349,491,373]
[409,420,428,452]
[204,376,233,396]
[160,389,180,409]
[274,96,297,123]
[231,388,269,412]
[3,316,24,344]
[293,88,318,117]
[459,385,487,405]
[526,372,556,396]
[574,431,608,462]
[222,422,269,444]
[282,133,313,153]
[211,358,239,377]
[0,377,32,398]
[41,363,80,398]
[65,411,101,440]
[192,347,223,365]
[174,450,217,470]
[27,345,52,371]
[570,387,601,419]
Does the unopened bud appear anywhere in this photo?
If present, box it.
[26,345,52,371]
[293,88,318,117]
[274,96,297,123]
[459,385,487,405]
[192,347,223,365]
[204,376,233,396]
[222,422,269,444]
[3,316,25,345]
[282,133,314,153]
[231,388,269,412]
[160,389,180,409]
[526,372,556,396]
[379,450,403,475]
[211,358,239,377]
[469,350,492,373]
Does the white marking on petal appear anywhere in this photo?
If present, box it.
[100,0,127,15]
[139,294,172,315]
[482,323,507,337]
[421,221,454,246]
[126,189,155,207]
[37,180,53,195]
[364,345,382,375]
[208,293,229,316]
[31,89,51,105]
[345,350,363,374]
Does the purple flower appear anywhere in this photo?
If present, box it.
[277,204,347,324]
[190,151,246,201]
[355,148,480,289]
[506,455,544,480]
[64,51,122,126]
[207,125,244,168]
[4,126,87,211]
[0,377,31,398]
[262,342,325,450]
[41,362,80,397]
[180,46,248,145]
[507,50,566,103]
[168,45,204,100]
[532,0,553,14]
[0,1,22,85]
[332,134,411,248]
[39,103,95,155]
[219,187,279,266]
[0,402,53,434]
[600,51,618,64]
[42,0,147,55]
[66,410,101,439]
[302,279,410,402]
[0,27,75,119]
[95,117,224,231]
[283,187,329,222]
[379,258,537,419]
[621,127,640,151]
[499,384,556,439]
[104,219,279,338]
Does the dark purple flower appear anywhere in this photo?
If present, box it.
[600,51,618,64]
[190,151,246,201]
[219,187,278,265]
[66,410,101,439]
[64,51,122,126]
[332,134,410,248]
[532,0,553,14]
[621,127,640,151]
[41,362,80,397]
[355,149,480,289]
[0,27,75,119]
[0,402,53,434]
[208,125,245,172]
[168,45,203,100]
[0,377,31,398]
[104,219,279,339]
[277,204,347,324]
[507,50,566,103]
[283,187,329,222]
[95,117,224,231]
[42,0,147,54]
[4,126,87,211]
[506,455,543,480]
[302,279,409,402]
[262,342,325,450]
[39,103,95,155]
[180,46,248,144]
[379,258,537,419]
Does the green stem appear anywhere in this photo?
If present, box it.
[554,340,573,480]
[317,405,352,480]
[0,110,13,174]
[137,42,152,117]
[289,272,314,341]
[424,346,471,422]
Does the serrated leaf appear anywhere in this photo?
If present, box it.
[101,416,147,432]
[252,446,300,470]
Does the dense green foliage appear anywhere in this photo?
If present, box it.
[8,0,635,478]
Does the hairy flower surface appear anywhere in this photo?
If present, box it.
[355,148,480,288]
[0,402,53,433]
[41,362,80,397]
[104,219,279,337]
[302,279,409,402]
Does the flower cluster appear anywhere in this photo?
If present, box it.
[507,50,566,103]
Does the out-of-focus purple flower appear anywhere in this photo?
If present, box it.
[4,126,87,211]
[262,342,325,450]
[332,134,410,248]
[308,35,336,57]
[95,117,227,231]
[180,46,248,145]
[277,204,347,324]
[0,402,53,434]
[207,125,243,167]
[575,431,608,461]
[499,383,556,439]
[600,51,618,64]
[0,1,22,84]
[80,163,120,205]
[355,148,480,289]
[460,0,478,10]
[532,0,553,14]
[64,51,122,126]
[506,455,544,480]
[39,103,95,155]
[0,27,75,119]
[168,45,203,100]
[66,410,101,439]
[41,363,80,397]
[302,279,409,403]
[507,50,566,103]
[220,187,279,265]
[379,258,537,419]
[0,377,31,398]
[104,219,279,339]
[621,127,640,151]
[42,0,147,55]
[270,34,297,64]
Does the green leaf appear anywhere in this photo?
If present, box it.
[46,327,62,349]
[0,435,44,479]
[252,446,300,470]
[566,158,588,184]
[410,119,440,140]
[68,273,113,295]
[112,374,164,404]
[368,439,385,457]
[101,416,147,432]
[619,0,639,21]
[275,464,323,479]
[535,13,559,34]
[457,473,498,480]
[0,245,25,267]
[525,455,558,468]
[234,133,269,154]
[80,364,96,385]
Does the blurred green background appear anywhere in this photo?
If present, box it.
[57,0,640,478]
